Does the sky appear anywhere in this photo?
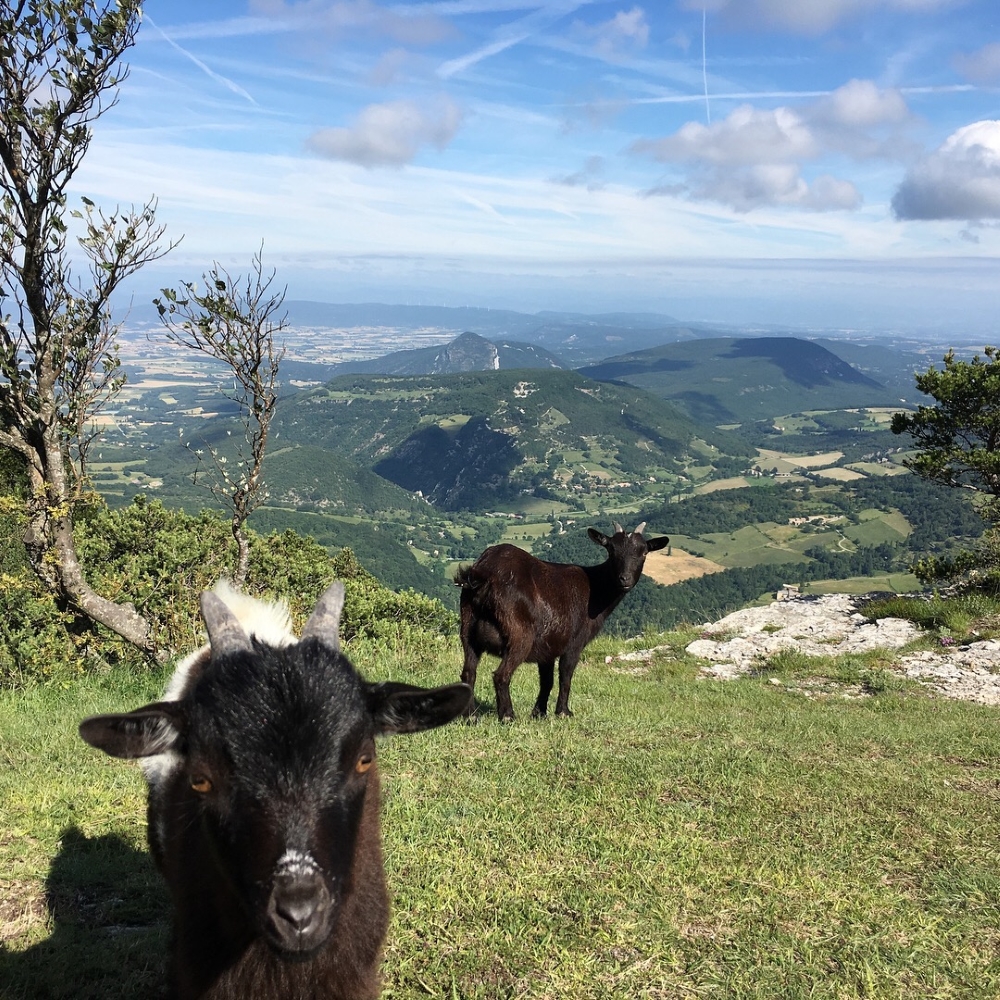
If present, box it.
[70,0,1000,334]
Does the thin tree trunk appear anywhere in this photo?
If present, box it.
[22,436,155,655]
[233,515,251,590]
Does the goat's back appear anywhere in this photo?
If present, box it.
[458,544,590,599]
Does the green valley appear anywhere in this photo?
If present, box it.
[77,328,985,631]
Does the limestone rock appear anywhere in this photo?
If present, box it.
[683,593,1000,704]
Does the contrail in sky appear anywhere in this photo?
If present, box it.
[146,13,258,105]
[438,0,587,78]
[702,7,711,124]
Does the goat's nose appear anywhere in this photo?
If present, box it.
[268,873,331,946]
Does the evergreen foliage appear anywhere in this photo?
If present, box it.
[892,348,1000,590]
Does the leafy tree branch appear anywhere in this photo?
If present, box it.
[155,248,286,586]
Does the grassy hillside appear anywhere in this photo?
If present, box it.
[3,631,1000,999]
[580,337,897,424]
[275,369,740,511]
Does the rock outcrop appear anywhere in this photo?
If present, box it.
[682,593,1000,705]
[605,593,1000,705]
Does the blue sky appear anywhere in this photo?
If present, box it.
[76,0,1000,333]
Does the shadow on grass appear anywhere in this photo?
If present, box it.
[0,826,169,1000]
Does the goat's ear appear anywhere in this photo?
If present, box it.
[588,528,609,548]
[367,682,473,736]
[79,702,186,760]
[645,535,670,553]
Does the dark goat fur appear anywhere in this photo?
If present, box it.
[80,582,471,999]
[456,523,668,720]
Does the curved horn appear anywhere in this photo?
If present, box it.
[301,581,345,650]
[632,521,647,536]
[201,591,253,658]
[612,521,624,534]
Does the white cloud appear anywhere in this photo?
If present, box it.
[368,48,411,85]
[551,154,605,190]
[953,42,1000,84]
[306,98,463,167]
[809,79,908,128]
[573,6,650,58]
[679,163,860,213]
[635,105,818,167]
[683,0,967,36]
[631,81,910,212]
[892,120,1000,220]
[248,0,455,46]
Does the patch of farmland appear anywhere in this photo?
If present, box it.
[844,509,911,546]
[813,468,866,481]
[694,477,750,494]
[847,462,909,476]
[757,448,844,469]
[643,547,725,586]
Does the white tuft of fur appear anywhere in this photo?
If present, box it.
[211,579,295,649]
[145,582,299,790]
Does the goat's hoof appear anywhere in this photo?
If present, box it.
[497,712,516,724]
[530,707,547,719]
[555,708,573,718]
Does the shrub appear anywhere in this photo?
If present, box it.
[0,496,457,688]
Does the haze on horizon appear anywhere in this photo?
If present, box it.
[74,0,1000,337]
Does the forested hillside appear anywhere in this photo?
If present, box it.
[274,369,741,510]
[579,336,898,423]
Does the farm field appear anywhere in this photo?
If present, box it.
[3,636,1000,999]
[643,547,725,586]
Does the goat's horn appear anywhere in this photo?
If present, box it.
[613,521,624,534]
[632,521,647,535]
[301,581,345,650]
[201,591,253,658]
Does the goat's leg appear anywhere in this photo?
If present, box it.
[459,643,481,718]
[492,651,526,722]
[555,653,582,717]
[532,660,555,718]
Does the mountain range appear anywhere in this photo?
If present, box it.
[281,329,904,426]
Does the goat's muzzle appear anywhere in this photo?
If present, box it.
[265,870,333,955]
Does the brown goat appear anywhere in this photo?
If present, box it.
[456,522,668,721]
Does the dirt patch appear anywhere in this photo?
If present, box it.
[0,880,48,941]
[644,548,725,586]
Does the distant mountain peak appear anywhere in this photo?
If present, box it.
[310,331,565,377]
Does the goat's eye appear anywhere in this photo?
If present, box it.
[190,776,213,794]
[355,754,374,775]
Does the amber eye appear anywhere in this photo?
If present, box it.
[191,776,213,794]
[355,754,374,774]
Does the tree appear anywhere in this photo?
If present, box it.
[891,348,1000,521]
[0,1,172,652]
[155,249,286,587]
[892,347,1000,590]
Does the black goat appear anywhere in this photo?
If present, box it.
[80,582,471,1000]
[456,522,668,721]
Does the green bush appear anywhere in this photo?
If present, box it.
[0,573,80,687]
[0,495,457,688]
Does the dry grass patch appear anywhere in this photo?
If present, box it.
[813,467,867,481]
[644,548,726,586]
[694,477,750,494]
[757,449,845,469]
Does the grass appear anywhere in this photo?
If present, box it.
[3,636,1000,998]
[863,593,1000,644]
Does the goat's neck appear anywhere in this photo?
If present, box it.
[584,559,629,619]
